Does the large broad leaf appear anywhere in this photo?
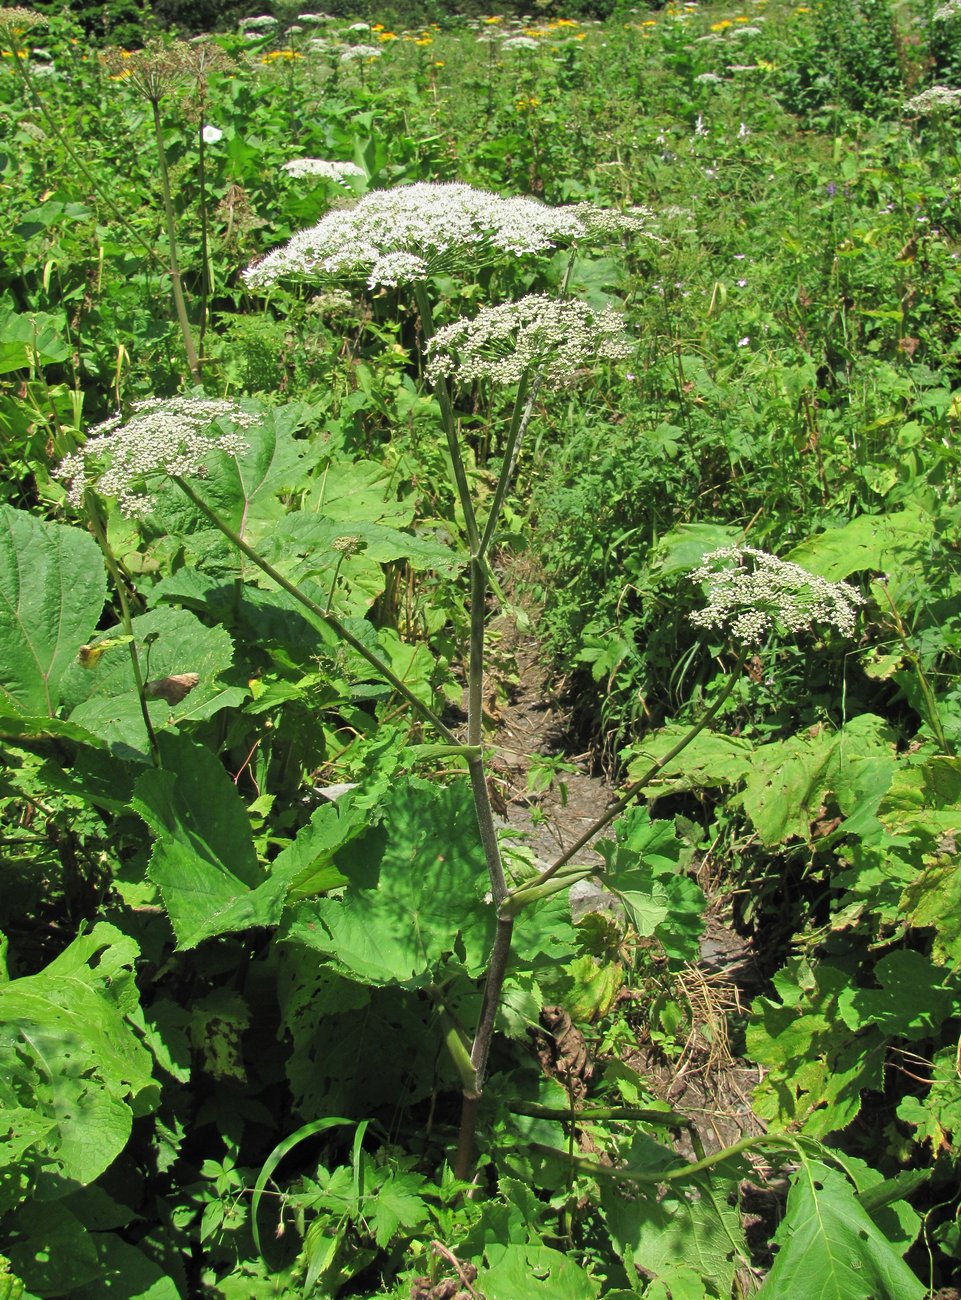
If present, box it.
[740,714,896,847]
[282,777,494,989]
[302,457,414,529]
[602,1172,748,1298]
[625,726,755,798]
[261,515,462,611]
[0,924,154,1204]
[748,959,885,1137]
[0,505,106,719]
[757,1160,925,1299]
[475,1242,600,1300]
[63,606,246,758]
[595,806,704,964]
[785,505,932,581]
[132,732,289,949]
[0,307,71,373]
[647,522,742,579]
[148,403,316,569]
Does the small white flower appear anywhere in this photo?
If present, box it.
[738,121,750,138]
[695,113,708,136]
[56,398,257,516]
[202,124,223,144]
[934,0,961,18]
[244,183,654,290]
[425,294,631,388]
[282,157,365,181]
[339,43,382,61]
[904,85,961,115]
[737,336,750,347]
[690,546,865,644]
[238,13,278,30]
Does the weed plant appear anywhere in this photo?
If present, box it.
[2,2,961,1296]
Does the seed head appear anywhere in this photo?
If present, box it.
[0,7,46,36]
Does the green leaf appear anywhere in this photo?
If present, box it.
[648,522,742,579]
[5,1204,100,1295]
[785,505,933,581]
[0,924,154,1199]
[150,403,316,565]
[282,777,494,988]
[74,1235,180,1299]
[596,807,704,964]
[0,307,71,372]
[475,1242,600,1300]
[65,606,246,758]
[602,1156,748,1296]
[132,732,285,948]
[0,1254,24,1300]
[366,1169,431,1248]
[748,960,885,1137]
[757,1160,925,1299]
[0,505,106,718]
[838,949,959,1041]
[626,726,755,797]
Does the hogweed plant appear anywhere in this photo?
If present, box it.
[60,180,874,1205]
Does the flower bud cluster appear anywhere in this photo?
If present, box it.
[904,85,961,115]
[689,546,864,644]
[282,158,365,181]
[425,294,631,388]
[243,182,654,290]
[56,398,256,516]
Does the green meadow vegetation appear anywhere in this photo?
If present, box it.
[2,0,961,1294]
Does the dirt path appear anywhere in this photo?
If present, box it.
[485,615,769,1159]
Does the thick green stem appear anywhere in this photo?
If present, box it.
[86,499,161,767]
[414,282,480,552]
[150,99,201,383]
[197,121,211,359]
[171,476,458,743]
[478,369,536,561]
[530,1131,801,1187]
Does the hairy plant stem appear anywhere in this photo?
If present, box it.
[85,497,161,767]
[197,123,212,359]
[530,1131,802,1186]
[507,649,748,911]
[415,281,559,1176]
[171,476,459,744]
[877,580,951,755]
[150,99,201,383]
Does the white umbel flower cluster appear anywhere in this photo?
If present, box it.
[689,546,864,645]
[282,157,365,181]
[243,182,654,291]
[238,14,278,30]
[56,397,256,516]
[425,294,631,387]
[904,85,961,115]
[339,43,382,61]
[934,0,961,19]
